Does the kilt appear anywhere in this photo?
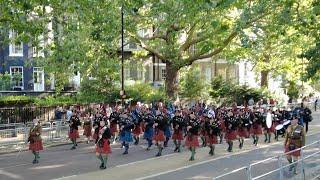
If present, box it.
[172,130,183,140]
[140,122,145,132]
[29,140,43,151]
[225,130,238,141]
[237,128,249,138]
[69,130,80,139]
[110,123,119,135]
[143,128,154,140]
[153,130,166,142]
[200,129,207,136]
[219,120,226,132]
[119,131,133,142]
[264,124,275,133]
[96,139,111,154]
[285,144,301,157]
[250,126,263,135]
[83,126,92,137]
[185,135,200,148]
[93,133,98,141]
[132,126,142,136]
[205,135,218,145]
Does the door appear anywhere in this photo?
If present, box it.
[33,67,44,91]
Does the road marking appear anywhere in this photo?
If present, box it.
[134,131,320,180]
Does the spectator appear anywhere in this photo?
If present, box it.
[66,107,73,121]
[54,106,62,120]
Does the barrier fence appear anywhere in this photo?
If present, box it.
[212,140,320,180]
[0,120,74,152]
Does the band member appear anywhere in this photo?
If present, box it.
[153,111,166,156]
[172,110,185,153]
[69,110,81,150]
[109,109,120,144]
[83,116,92,143]
[284,115,306,174]
[143,110,155,150]
[28,119,43,164]
[251,109,263,146]
[119,112,134,155]
[225,111,238,152]
[95,120,111,169]
[205,117,220,156]
[163,112,172,148]
[132,110,142,145]
[185,113,200,161]
[238,112,249,149]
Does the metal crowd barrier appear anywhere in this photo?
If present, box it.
[0,120,74,152]
[212,140,320,180]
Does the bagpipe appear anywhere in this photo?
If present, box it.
[208,121,221,136]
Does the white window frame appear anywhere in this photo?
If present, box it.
[9,30,23,57]
[33,67,44,84]
[10,66,24,89]
[161,68,166,80]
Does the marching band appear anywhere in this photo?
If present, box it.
[27,102,311,172]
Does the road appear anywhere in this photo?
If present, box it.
[0,113,319,180]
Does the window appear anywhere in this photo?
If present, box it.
[10,66,24,88]
[161,68,166,80]
[124,68,130,79]
[33,67,44,83]
[9,30,23,57]
[205,67,211,82]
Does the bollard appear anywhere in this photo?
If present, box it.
[278,156,283,180]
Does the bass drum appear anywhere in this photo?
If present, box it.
[266,112,272,129]
[275,124,285,135]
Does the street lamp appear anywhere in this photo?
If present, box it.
[121,5,125,107]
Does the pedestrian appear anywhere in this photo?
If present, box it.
[284,115,306,174]
[95,120,111,169]
[28,119,43,164]
[315,98,318,111]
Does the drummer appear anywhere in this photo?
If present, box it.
[284,114,306,174]
[263,109,274,143]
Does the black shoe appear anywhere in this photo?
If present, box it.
[177,148,181,152]
[100,165,106,169]
[71,146,76,150]
[189,157,194,161]
[264,139,267,143]
[99,163,104,169]
[174,147,178,152]
[32,159,39,164]
[156,152,161,157]
[123,151,128,155]
[75,143,78,146]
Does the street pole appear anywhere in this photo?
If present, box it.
[121,5,124,107]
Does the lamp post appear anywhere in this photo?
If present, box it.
[121,5,125,107]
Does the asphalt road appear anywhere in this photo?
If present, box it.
[0,113,319,180]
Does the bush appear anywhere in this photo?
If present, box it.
[210,76,269,105]
[0,72,12,91]
[0,96,35,107]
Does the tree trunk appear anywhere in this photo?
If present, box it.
[165,63,179,99]
[260,70,269,88]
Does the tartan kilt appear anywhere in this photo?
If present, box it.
[237,128,249,138]
[172,130,183,141]
[250,126,263,135]
[110,123,118,135]
[153,130,166,142]
[95,139,111,154]
[69,130,80,139]
[285,144,301,157]
[185,135,200,148]
[225,130,238,141]
[29,140,43,151]
[83,126,92,137]
[132,126,142,136]
[205,135,218,145]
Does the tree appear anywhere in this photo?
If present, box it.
[179,66,206,101]
[125,0,284,99]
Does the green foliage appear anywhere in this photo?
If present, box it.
[179,66,207,100]
[0,96,35,107]
[210,76,268,105]
[0,72,11,91]
[124,82,168,103]
[286,81,299,99]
